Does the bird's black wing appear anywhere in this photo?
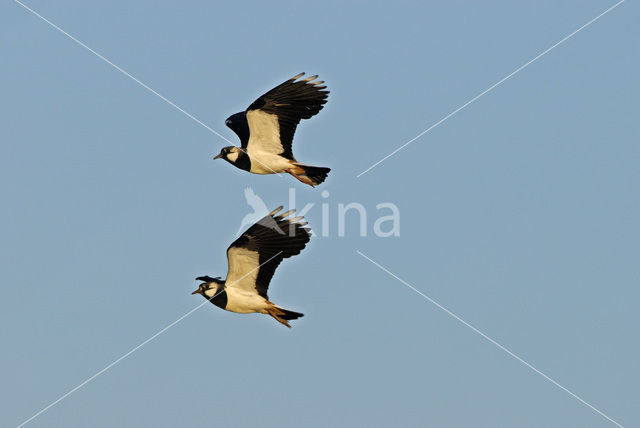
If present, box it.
[225,111,250,149]
[225,206,311,299]
[244,73,329,160]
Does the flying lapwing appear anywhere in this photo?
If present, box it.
[214,73,331,187]
[192,207,311,327]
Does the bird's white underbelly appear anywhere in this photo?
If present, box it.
[224,287,269,314]
[248,150,293,174]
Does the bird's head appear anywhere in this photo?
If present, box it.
[213,146,242,163]
[192,276,223,296]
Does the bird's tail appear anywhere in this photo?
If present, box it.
[291,164,331,187]
[266,302,304,328]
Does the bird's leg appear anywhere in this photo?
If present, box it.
[266,301,292,328]
[287,169,314,187]
[266,307,292,328]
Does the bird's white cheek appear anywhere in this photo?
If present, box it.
[204,288,218,297]
[227,151,239,162]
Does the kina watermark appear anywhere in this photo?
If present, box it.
[237,187,400,238]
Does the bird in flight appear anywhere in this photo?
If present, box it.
[192,207,311,327]
[214,73,331,187]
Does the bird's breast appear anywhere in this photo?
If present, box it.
[247,150,293,175]
[223,287,269,314]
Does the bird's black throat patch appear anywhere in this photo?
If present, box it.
[208,288,228,310]
[234,150,251,172]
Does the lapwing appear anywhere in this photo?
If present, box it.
[192,207,311,327]
[214,73,331,187]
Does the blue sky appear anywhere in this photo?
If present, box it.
[1,1,638,427]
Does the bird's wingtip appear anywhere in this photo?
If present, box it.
[269,206,284,216]
[279,209,296,219]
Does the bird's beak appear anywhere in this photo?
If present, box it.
[191,289,200,295]
[213,153,223,160]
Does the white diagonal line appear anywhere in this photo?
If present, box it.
[356,250,624,428]
[16,299,213,428]
[356,0,625,178]
[13,0,232,144]
[13,0,284,176]
[16,251,283,428]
